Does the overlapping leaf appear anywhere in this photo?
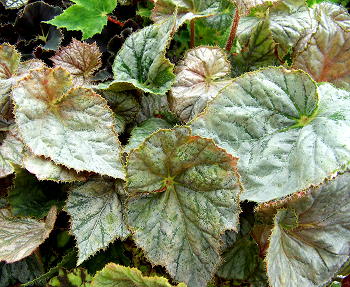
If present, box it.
[266,172,350,287]
[46,0,118,39]
[105,18,176,95]
[92,263,187,287]
[0,0,28,9]
[124,118,171,153]
[169,46,232,122]
[234,0,278,15]
[151,0,226,28]
[51,39,102,86]
[191,67,350,202]
[66,179,130,265]
[126,127,241,287]
[0,206,57,263]
[293,3,350,90]
[12,67,125,179]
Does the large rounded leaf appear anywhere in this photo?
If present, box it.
[266,172,350,287]
[191,67,350,202]
[169,46,231,122]
[12,67,125,179]
[126,127,241,287]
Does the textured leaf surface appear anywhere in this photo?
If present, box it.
[107,18,175,95]
[191,67,350,202]
[51,39,102,86]
[151,0,224,28]
[24,156,87,182]
[124,118,172,153]
[293,3,350,90]
[169,46,231,122]
[8,168,63,218]
[235,0,278,15]
[93,263,187,287]
[136,94,171,123]
[12,67,125,179]
[67,179,130,265]
[0,129,25,178]
[46,0,118,39]
[0,206,57,263]
[126,127,241,287]
[266,172,350,287]
[0,0,28,9]
[0,255,43,287]
[0,43,20,99]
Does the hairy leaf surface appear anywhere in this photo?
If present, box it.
[51,39,102,86]
[293,3,350,90]
[169,46,231,122]
[12,67,125,179]
[67,179,130,265]
[46,0,118,39]
[92,263,187,287]
[191,67,350,202]
[126,127,241,287]
[106,18,175,95]
[0,206,57,263]
[266,173,350,287]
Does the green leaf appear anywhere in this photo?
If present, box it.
[234,0,278,15]
[0,206,57,263]
[0,255,43,287]
[191,67,350,202]
[292,3,350,91]
[217,238,259,280]
[23,155,88,182]
[46,0,118,40]
[151,0,226,28]
[124,118,172,153]
[136,94,171,123]
[51,39,102,86]
[266,172,350,287]
[92,263,187,287]
[8,168,63,218]
[126,127,241,287]
[12,67,125,179]
[66,179,130,265]
[169,46,232,122]
[49,268,92,287]
[106,18,176,95]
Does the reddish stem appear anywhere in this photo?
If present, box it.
[190,19,195,49]
[108,16,125,27]
[225,8,241,52]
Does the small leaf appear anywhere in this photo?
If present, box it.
[0,206,57,263]
[92,263,187,287]
[12,67,125,179]
[169,46,232,122]
[136,93,171,123]
[0,43,20,98]
[66,179,130,265]
[46,0,118,40]
[293,3,350,90]
[124,118,172,153]
[151,0,225,28]
[0,0,28,9]
[234,0,279,15]
[191,67,350,202]
[126,127,241,287]
[49,268,92,287]
[23,156,88,183]
[106,18,176,95]
[266,172,350,287]
[51,39,102,86]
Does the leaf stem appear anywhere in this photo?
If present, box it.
[190,19,195,49]
[108,16,124,27]
[225,8,240,52]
